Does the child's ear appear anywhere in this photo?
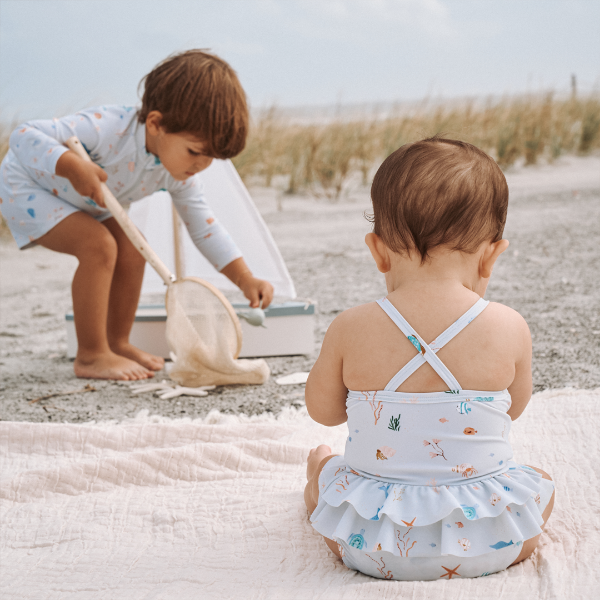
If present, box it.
[145,111,165,136]
[365,233,391,274]
[480,239,510,279]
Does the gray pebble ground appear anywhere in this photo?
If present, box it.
[1,175,599,423]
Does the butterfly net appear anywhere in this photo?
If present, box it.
[165,278,270,387]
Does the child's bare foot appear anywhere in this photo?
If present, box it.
[74,350,154,380]
[110,342,165,372]
[307,444,333,479]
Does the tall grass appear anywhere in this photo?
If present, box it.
[233,91,600,199]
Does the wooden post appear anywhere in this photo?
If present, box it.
[172,203,185,281]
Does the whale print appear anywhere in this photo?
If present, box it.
[489,540,514,550]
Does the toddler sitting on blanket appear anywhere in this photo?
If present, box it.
[303,137,555,581]
[0,50,273,381]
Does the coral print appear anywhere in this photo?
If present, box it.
[393,487,405,502]
[423,439,447,460]
[407,335,426,354]
[396,526,417,556]
[367,555,393,579]
[463,427,477,435]
[347,529,367,549]
[490,493,501,506]
[458,538,471,552]
[336,475,350,492]
[452,463,478,478]
[376,446,396,460]
[364,392,383,425]
[388,413,401,431]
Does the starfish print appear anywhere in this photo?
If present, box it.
[440,564,462,579]
[401,517,416,527]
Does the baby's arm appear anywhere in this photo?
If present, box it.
[506,313,533,420]
[306,315,348,426]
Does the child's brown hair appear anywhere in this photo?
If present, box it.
[138,49,248,159]
[369,137,509,262]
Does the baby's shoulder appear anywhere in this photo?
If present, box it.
[326,302,386,340]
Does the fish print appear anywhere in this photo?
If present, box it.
[489,540,514,550]
[489,493,501,506]
[458,538,471,552]
[408,335,425,355]
[457,402,472,414]
[473,397,494,402]
[439,418,449,423]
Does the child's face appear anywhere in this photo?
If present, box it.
[145,112,213,181]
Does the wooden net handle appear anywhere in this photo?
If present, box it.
[65,136,174,285]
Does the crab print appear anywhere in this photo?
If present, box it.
[452,463,479,478]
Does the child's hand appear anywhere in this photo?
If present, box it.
[238,274,274,309]
[221,258,274,308]
[56,150,108,207]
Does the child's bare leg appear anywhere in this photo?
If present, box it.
[36,213,153,380]
[304,444,342,558]
[510,465,555,566]
[102,218,164,371]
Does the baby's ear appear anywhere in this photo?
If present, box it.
[365,233,391,274]
[480,239,510,279]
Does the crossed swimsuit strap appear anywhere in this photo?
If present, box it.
[376,297,489,392]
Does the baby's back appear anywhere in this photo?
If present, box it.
[337,288,528,397]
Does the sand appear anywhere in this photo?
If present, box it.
[1,155,599,423]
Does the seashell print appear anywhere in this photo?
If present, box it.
[458,538,471,552]
[490,493,501,506]
[461,504,479,520]
[463,427,477,435]
[377,446,396,460]
[347,529,367,549]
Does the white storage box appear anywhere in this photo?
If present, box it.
[65,301,316,359]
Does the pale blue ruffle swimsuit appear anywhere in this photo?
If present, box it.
[311,297,554,581]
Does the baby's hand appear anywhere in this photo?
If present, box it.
[56,150,108,207]
[238,274,274,309]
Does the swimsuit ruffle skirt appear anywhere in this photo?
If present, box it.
[310,298,554,581]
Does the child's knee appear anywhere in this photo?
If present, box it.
[79,228,118,269]
[118,240,146,270]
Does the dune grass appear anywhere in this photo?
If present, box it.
[233,91,600,199]
[0,90,598,231]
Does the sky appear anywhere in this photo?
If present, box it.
[1,0,599,121]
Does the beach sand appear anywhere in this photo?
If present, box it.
[1,155,599,423]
